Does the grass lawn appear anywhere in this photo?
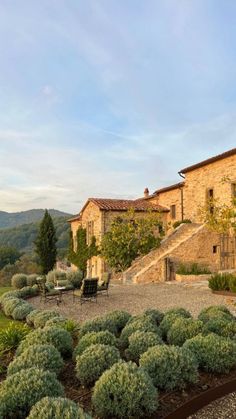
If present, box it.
[0,287,16,329]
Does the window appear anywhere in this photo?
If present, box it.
[170,205,176,220]
[213,245,217,254]
[206,188,214,215]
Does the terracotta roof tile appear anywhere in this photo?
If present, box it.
[180,148,236,174]
[154,182,185,195]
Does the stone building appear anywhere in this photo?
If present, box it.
[69,147,236,282]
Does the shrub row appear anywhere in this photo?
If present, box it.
[208,273,236,292]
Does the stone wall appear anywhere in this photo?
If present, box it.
[153,187,183,224]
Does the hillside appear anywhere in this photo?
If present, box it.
[0,209,72,229]
[0,216,71,257]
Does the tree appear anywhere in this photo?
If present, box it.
[68,227,99,276]
[34,210,57,274]
[0,246,21,270]
[100,210,162,272]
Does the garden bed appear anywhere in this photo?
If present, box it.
[212,290,236,297]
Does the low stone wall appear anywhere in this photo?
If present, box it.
[175,273,211,282]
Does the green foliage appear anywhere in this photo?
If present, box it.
[143,309,164,325]
[159,308,192,339]
[2,297,25,317]
[68,228,98,275]
[0,367,64,418]
[0,209,71,229]
[229,275,236,293]
[125,331,163,362]
[78,316,118,338]
[26,274,38,286]
[18,285,39,298]
[75,343,121,386]
[16,326,73,358]
[0,290,21,305]
[11,273,28,289]
[119,316,159,349]
[167,318,204,346]
[208,273,232,291]
[173,219,192,229]
[27,397,92,419]
[203,317,236,338]
[34,210,57,275]
[0,246,21,269]
[46,269,66,283]
[140,345,198,390]
[12,301,34,320]
[100,210,162,271]
[0,322,30,352]
[176,263,211,275]
[7,344,64,376]
[66,270,84,289]
[74,331,117,358]
[26,309,41,326]
[33,310,61,328]
[183,333,236,373]
[103,310,132,334]
[198,305,233,323]
[92,361,158,418]
[45,317,79,338]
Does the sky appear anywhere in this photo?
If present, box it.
[0,0,236,214]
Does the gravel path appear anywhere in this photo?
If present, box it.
[188,392,236,418]
[30,281,236,323]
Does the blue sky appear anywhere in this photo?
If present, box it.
[0,0,236,214]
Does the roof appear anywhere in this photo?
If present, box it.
[180,147,236,174]
[154,182,185,195]
[68,197,169,222]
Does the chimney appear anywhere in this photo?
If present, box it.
[144,187,149,198]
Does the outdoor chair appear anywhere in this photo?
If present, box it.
[97,272,111,297]
[36,277,62,305]
[73,277,98,305]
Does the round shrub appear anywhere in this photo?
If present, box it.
[159,309,192,340]
[0,367,64,418]
[103,310,131,333]
[125,331,163,362]
[46,270,66,284]
[27,397,92,419]
[167,318,203,346]
[78,316,118,338]
[183,333,236,373]
[26,309,42,326]
[16,326,73,358]
[140,345,198,390]
[26,274,38,286]
[144,309,164,325]
[45,316,67,327]
[198,305,233,323]
[18,285,39,298]
[11,273,27,289]
[76,344,121,386]
[203,317,236,338]
[92,361,158,418]
[74,330,117,359]
[12,301,34,320]
[2,297,25,317]
[8,344,64,376]
[119,317,159,349]
[66,271,83,289]
[33,310,61,328]
[0,290,21,304]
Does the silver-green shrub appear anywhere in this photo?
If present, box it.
[125,331,163,362]
[76,343,121,386]
[33,310,61,328]
[119,316,159,349]
[198,305,233,323]
[0,367,64,418]
[74,330,117,359]
[46,270,66,284]
[103,310,131,334]
[26,274,38,286]
[78,316,118,338]
[159,308,192,340]
[0,290,21,304]
[26,309,42,326]
[92,361,158,418]
[8,344,64,376]
[45,316,67,327]
[2,297,25,317]
[12,301,34,320]
[183,333,236,373]
[18,285,39,298]
[16,326,73,357]
[144,309,164,325]
[167,318,203,346]
[66,271,83,289]
[140,344,198,390]
[27,397,92,419]
[203,317,236,338]
[11,273,28,289]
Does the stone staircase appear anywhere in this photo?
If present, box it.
[123,223,205,284]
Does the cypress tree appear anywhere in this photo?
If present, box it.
[34,210,57,274]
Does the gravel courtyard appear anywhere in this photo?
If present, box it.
[30,281,236,323]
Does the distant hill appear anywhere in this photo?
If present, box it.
[0,209,72,229]
[0,216,71,257]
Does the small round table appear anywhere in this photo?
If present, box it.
[54,286,66,305]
